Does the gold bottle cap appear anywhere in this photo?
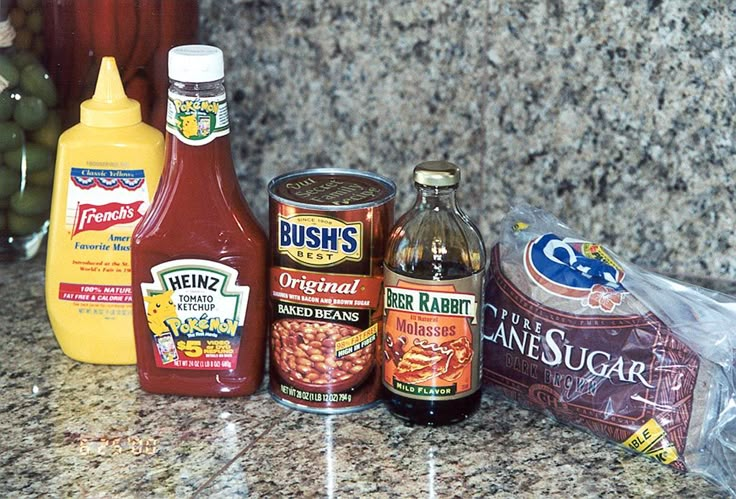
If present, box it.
[413,161,461,187]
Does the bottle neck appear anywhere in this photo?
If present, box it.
[169,79,226,99]
[161,77,237,194]
[414,183,460,211]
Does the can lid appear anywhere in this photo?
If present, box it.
[169,45,224,83]
[268,168,396,210]
[413,161,461,187]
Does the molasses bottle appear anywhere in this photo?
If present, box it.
[382,161,486,425]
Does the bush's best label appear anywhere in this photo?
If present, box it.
[382,271,483,401]
[277,214,363,267]
[140,259,249,370]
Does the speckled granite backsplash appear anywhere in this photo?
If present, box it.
[198,1,736,280]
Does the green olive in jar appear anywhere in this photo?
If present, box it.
[14,29,33,51]
[20,64,57,107]
[17,0,41,11]
[8,7,25,29]
[5,143,51,172]
[30,111,61,150]
[11,51,39,70]
[28,164,53,187]
[25,10,42,34]
[0,55,20,89]
[0,122,24,151]
[0,90,16,121]
[14,94,47,130]
[0,165,20,199]
[8,211,45,235]
[10,186,50,216]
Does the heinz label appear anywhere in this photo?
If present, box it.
[140,259,249,370]
[382,270,483,401]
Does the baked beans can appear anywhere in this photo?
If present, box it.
[268,168,396,413]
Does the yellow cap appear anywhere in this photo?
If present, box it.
[80,57,141,128]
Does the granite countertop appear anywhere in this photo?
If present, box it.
[0,257,730,498]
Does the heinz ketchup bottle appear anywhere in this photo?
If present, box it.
[131,45,268,396]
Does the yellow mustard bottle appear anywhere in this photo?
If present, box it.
[45,57,164,364]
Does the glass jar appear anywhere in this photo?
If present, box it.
[41,0,199,131]
[1,0,60,260]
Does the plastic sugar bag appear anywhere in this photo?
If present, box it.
[482,204,736,494]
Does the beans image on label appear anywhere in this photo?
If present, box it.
[271,319,374,392]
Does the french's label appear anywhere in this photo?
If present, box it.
[73,201,144,236]
[57,166,151,315]
[277,214,363,267]
[166,91,229,146]
[382,270,483,401]
[68,168,150,238]
[140,259,249,370]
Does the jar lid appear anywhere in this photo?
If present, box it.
[413,161,461,187]
[168,45,224,83]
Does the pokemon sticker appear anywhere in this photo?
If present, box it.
[140,259,250,370]
[166,91,229,146]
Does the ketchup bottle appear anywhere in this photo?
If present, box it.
[131,45,268,397]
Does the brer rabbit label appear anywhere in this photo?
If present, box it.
[383,271,482,400]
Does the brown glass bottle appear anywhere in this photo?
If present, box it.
[382,161,486,425]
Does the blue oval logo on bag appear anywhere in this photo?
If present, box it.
[523,233,625,299]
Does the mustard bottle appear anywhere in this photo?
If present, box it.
[46,57,164,364]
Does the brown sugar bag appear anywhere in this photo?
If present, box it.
[483,205,736,494]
